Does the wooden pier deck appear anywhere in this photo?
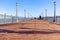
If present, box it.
[0,19,60,40]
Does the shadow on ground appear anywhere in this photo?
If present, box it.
[0,28,60,34]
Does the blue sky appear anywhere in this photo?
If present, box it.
[0,0,60,17]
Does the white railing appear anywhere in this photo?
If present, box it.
[0,14,30,24]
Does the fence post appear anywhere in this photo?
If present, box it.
[4,13,6,24]
[11,14,13,23]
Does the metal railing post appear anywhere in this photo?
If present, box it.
[4,13,6,24]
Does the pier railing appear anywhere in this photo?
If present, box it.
[0,14,30,24]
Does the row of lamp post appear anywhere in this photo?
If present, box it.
[16,0,56,23]
[41,0,56,22]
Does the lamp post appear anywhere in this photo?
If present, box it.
[53,0,56,22]
[45,9,47,21]
[16,2,19,22]
[28,12,29,19]
[24,9,26,20]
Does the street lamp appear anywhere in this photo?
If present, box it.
[24,9,26,20]
[16,2,19,22]
[53,0,56,22]
[45,9,47,21]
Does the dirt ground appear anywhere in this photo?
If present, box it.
[0,19,60,40]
